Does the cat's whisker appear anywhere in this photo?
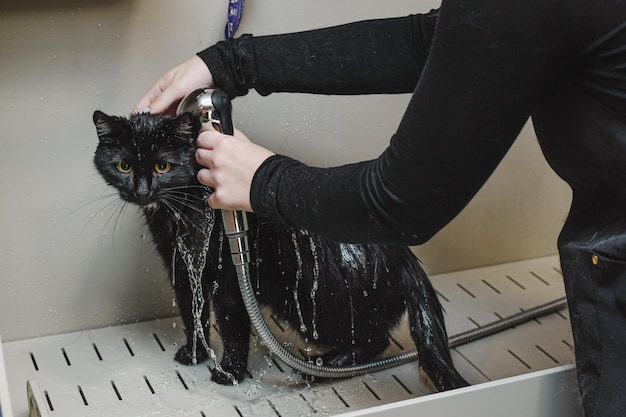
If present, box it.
[161,193,206,215]
[162,192,205,207]
[163,188,206,199]
[109,200,131,250]
[160,198,207,235]
[159,199,191,230]
[58,191,120,224]
[163,185,210,192]
[78,195,126,236]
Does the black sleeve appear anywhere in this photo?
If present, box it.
[197,11,439,97]
[203,1,570,245]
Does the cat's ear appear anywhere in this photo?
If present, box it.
[169,112,196,142]
[92,110,121,142]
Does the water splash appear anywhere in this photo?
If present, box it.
[173,192,236,384]
[290,229,307,334]
[305,231,320,340]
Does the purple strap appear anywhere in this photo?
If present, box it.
[224,0,245,39]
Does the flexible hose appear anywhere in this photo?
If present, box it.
[237,263,568,378]
[448,297,568,348]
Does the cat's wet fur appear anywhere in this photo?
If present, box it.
[92,111,469,391]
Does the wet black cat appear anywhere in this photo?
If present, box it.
[91,111,468,391]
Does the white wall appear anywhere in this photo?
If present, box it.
[0,0,571,342]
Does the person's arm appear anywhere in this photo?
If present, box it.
[247,0,569,245]
[197,12,439,98]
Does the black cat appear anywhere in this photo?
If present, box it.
[91,111,469,391]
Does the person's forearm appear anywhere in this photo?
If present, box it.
[249,0,567,245]
[197,12,438,98]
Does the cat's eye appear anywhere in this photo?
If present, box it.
[117,161,132,173]
[155,162,171,174]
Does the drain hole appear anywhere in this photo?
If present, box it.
[271,357,285,373]
[62,348,71,366]
[152,333,166,351]
[363,382,381,401]
[331,387,350,408]
[507,349,531,369]
[111,380,123,401]
[456,283,475,298]
[268,399,283,417]
[143,375,155,394]
[93,343,103,360]
[29,352,39,371]
[299,393,317,413]
[482,279,501,294]
[536,345,559,364]
[77,385,88,406]
[506,275,526,290]
[123,338,135,357]
[269,315,287,332]
[530,271,551,286]
[390,335,404,350]
[176,370,189,390]
[435,289,450,303]
[392,374,413,395]
[44,390,54,411]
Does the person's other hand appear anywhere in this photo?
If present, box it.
[196,125,275,212]
[133,55,214,115]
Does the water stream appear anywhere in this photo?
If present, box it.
[172,198,361,382]
[173,193,236,384]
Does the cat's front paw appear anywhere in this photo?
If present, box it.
[174,344,209,365]
[210,358,246,385]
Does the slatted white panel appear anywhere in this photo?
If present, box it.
[2,256,581,417]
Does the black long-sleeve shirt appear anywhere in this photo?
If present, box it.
[197,0,626,246]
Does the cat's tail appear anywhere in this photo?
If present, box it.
[402,257,470,391]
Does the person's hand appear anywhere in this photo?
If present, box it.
[133,55,214,115]
[196,125,275,211]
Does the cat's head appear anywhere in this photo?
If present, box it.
[92,111,202,208]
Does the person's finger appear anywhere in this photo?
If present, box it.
[197,167,213,188]
[146,86,184,115]
[195,147,212,168]
[206,192,220,209]
[133,80,166,114]
[196,129,221,149]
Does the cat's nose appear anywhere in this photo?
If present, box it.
[135,179,152,202]
[134,189,154,204]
